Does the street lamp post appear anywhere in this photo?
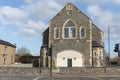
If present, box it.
[108,26,117,66]
[108,27,111,66]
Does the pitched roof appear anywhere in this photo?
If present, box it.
[92,40,103,48]
[42,27,49,35]
[0,39,16,48]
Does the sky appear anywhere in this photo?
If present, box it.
[0,0,120,57]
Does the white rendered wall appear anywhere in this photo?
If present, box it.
[56,50,83,67]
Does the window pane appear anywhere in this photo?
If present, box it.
[81,27,85,37]
[64,28,69,38]
[70,28,75,38]
[65,21,75,27]
[55,28,59,38]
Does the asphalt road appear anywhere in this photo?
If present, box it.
[0,77,120,80]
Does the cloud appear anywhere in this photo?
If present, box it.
[80,0,120,5]
[19,20,48,36]
[87,5,120,27]
[0,0,63,38]
[87,5,120,42]
[114,0,120,4]
[25,0,34,4]
[0,6,28,21]
[20,28,36,36]
[56,0,77,4]
[87,5,120,26]
[81,0,110,5]
[0,6,28,26]
[23,0,62,20]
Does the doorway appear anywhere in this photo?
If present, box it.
[68,59,72,67]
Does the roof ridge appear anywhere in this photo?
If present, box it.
[0,39,16,48]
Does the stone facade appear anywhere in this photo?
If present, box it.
[0,39,16,64]
[40,3,105,68]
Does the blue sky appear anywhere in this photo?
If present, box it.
[0,0,120,57]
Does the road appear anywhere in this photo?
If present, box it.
[0,76,120,80]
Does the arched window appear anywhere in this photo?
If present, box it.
[54,27,59,39]
[64,21,76,38]
[80,27,85,38]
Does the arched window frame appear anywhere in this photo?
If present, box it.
[54,27,60,39]
[63,19,77,39]
[80,26,86,39]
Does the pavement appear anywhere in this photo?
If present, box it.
[0,64,32,67]
[0,74,120,80]
[0,73,120,78]
[0,73,120,80]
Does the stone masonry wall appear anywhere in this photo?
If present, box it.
[59,67,120,74]
[92,24,103,44]
[0,67,120,75]
[0,67,49,75]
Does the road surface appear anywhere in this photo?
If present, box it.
[0,76,120,80]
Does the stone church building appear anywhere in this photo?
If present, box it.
[40,3,105,67]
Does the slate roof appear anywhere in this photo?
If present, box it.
[92,40,103,48]
[0,39,16,48]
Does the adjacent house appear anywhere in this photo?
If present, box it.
[40,3,105,68]
[0,39,16,64]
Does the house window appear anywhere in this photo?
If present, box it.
[54,27,59,39]
[64,28,69,37]
[64,21,76,38]
[4,46,7,53]
[80,27,86,38]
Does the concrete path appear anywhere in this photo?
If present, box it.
[0,64,32,67]
[0,73,120,78]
